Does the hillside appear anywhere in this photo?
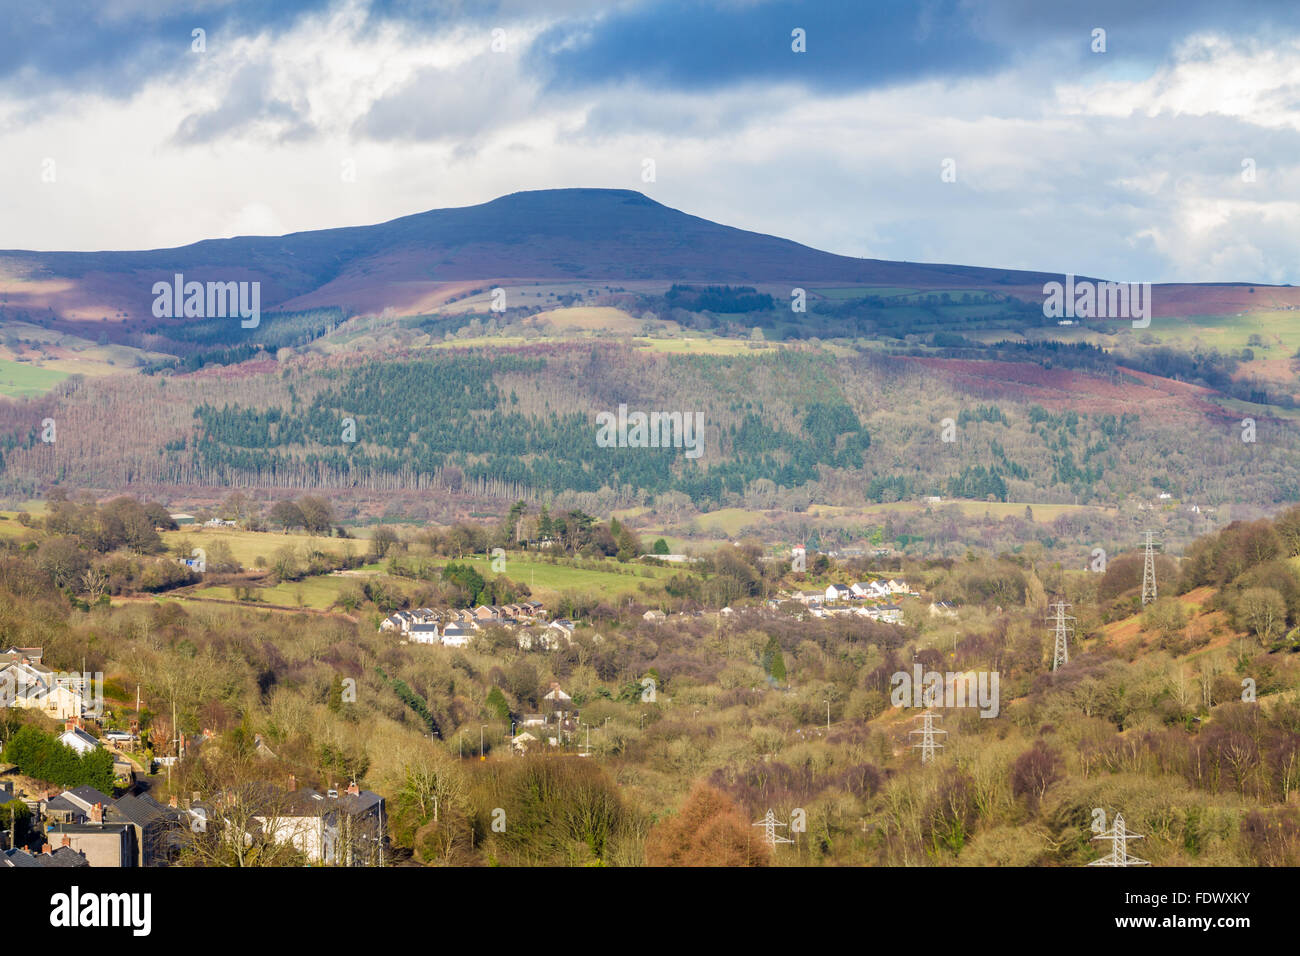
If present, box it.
[4,493,1300,868]
[0,189,1297,525]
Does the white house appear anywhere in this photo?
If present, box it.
[59,719,101,755]
[408,623,440,645]
[825,584,851,603]
[440,624,471,648]
[255,783,386,867]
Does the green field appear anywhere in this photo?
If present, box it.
[0,514,34,539]
[1139,311,1300,352]
[198,575,354,610]
[0,358,69,398]
[457,555,682,599]
[690,507,767,537]
[160,528,359,568]
[1034,310,1300,353]
[189,549,688,610]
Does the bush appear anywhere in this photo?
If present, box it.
[644,783,770,866]
[2,726,116,792]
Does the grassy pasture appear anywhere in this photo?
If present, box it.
[198,575,354,610]
[456,554,682,600]
[0,358,69,397]
[160,528,358,568]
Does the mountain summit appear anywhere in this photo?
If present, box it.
[1,188,1063,320]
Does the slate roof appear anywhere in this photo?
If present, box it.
[2,846,90,867]
[45,786,114,820]
[111,793,175,829]
[60,727,101,750]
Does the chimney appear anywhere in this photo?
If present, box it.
[288,773,297,792]
[41,843,51,855]
[168,795,178,809]
[90,803,103,824]
[65,716,78,732]
[61,834,71,848]
[347,782,360,796]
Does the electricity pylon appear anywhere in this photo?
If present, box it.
[910,710,946,764]
[1141,532,1159,606]
[1088,813,1149,867]
[1048,601,1075,672]
[752,809,793,848]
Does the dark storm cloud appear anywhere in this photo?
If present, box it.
[531,0,1008,94]
[0,1,328,97]
[528,0,1300,95]
[7,0,1298,109]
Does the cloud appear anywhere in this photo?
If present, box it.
[2,1,1300,287]
[530,0,1008,95]
[173,58,316,145]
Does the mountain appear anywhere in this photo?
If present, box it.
[4,188,1291,324]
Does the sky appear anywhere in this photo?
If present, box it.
[2,0,1300,283]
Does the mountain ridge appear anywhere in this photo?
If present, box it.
[1,187,1295,323]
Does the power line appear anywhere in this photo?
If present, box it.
[752,809,794,848]
[909,710,946,764]
[1141,532,1159,606]
[1088,812,1149,867]
[1048,601,1076,672]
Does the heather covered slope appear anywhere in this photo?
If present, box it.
[0,188,1060,291]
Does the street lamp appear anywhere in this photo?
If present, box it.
[480,725,486,760]
[824,699,830,731]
